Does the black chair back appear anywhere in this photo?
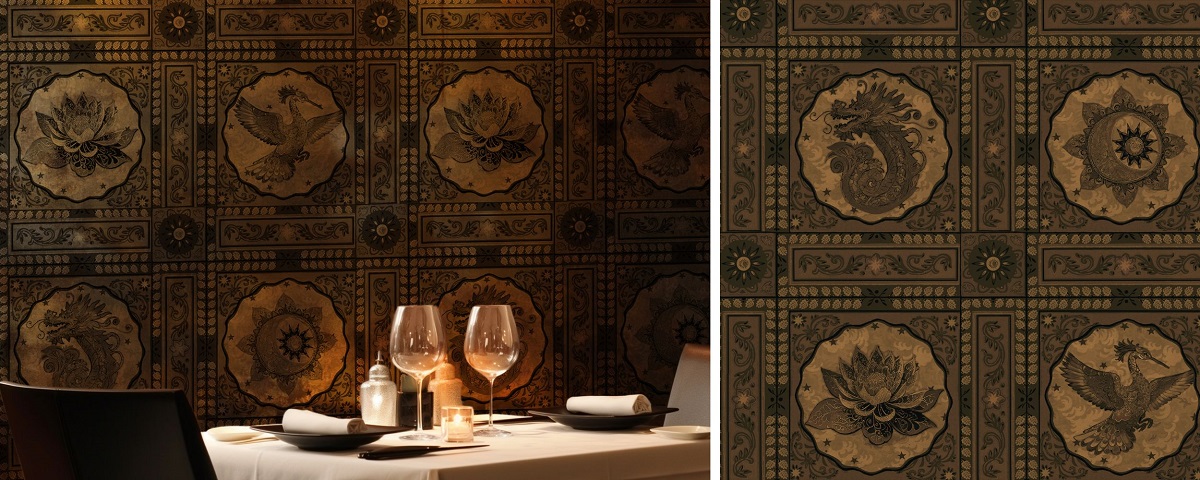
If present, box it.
[0,381,217,480]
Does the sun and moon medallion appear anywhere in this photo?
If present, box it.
[1048,70,1199,223]
[797,70,951,224]
[1048,322,1198,473]
[224,280,347,408]
[797,321,949,473]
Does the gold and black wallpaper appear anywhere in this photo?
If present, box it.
[0,0,710,475]
[722,1,1200,479]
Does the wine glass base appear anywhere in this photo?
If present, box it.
[474,427,512,437]
[398,432,443,441]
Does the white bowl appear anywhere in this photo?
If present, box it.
[207,426,261,442]
[650,425,710,440]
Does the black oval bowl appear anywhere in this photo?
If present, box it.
[527,406,678,431]
[250,424,409,451]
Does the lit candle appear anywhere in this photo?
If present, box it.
[442,406,474,442]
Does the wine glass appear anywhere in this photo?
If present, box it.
[464,305,520,437]
[389,305,446,440]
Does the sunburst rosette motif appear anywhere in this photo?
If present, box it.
[223,280,347,407]
[558,1,601,44]
[798,70,950,224]
[1047,321,1198,473]
[16,71,144,202]
[1048,71,1199,223]
[721,237,771,294]
[155,2,202,46]
[797,321,949,473]
[966,0,1018,41]
[721,0,770,42]
[425,68,547,195]
[360,1,404,44]
[16,284,142,389]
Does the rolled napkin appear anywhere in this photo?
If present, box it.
[565,394,652,416]
[282,409,366,434]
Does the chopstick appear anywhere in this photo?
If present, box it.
[230,435,278,445]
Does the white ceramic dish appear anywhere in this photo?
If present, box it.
[207,426,262,442]
[650,425,710,440]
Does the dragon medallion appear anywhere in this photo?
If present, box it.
[1048,71,1198,223]
[425,68,547,195]
[622,66,711,192]
[224,280,347,407]
[16,284,142,389]
[798,70,950,223]
[16,71,144,202]
[797,321,949,473]
[1048,321,1198,472]
[224,69,348,198]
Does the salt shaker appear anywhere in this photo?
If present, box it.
[360,351,398,426]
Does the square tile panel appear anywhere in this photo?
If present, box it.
[722,7,1200,480]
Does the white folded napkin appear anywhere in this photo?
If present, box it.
[565,394,652,416]
[282,409,366,434]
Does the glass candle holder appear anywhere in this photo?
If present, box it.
[441,406,474,442]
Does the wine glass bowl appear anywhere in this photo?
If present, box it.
[464,305,520,437]
[389,305,446,440]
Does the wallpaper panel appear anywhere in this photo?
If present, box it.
[721,2,1200,479]
[0,0,709,476]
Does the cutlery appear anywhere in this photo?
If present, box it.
[358,444,487,460]
[230,435,278,445]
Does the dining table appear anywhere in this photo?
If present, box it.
[203,420,710,480]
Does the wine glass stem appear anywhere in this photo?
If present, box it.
[488,378,496,428]
[415,374,426,432]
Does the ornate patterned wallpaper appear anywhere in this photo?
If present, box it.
[721,1,1200,479]
[0,0,710,475]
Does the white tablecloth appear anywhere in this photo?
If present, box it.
[204,422,709,480]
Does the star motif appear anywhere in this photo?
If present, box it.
[802,384,810,391]
[823,439,832,447]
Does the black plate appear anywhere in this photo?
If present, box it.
[527,406,678,431]
[250,424,409,451]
